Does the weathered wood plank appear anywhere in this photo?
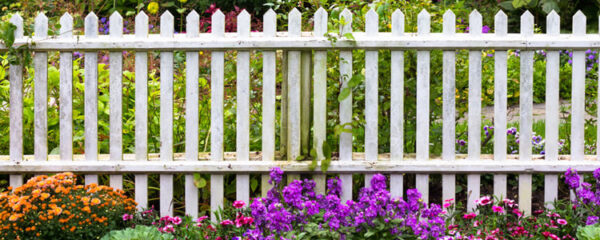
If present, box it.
[34,13,48,163]
[210,10,225,221]
[519,11,534,215]
[313,8,328,195]
[236,10,251,204]
[287,9,302,165]
[364,9,379,186]
[493,11,508,199]
[572,11,586,162]
[442,10,455,203]
[134,11,149,210]
[84,13,99,184]
[59,13,73,162]
[545,11,560,208]
[390,9,405,198]
[185,10,200,217]
[416,10,430,203]
[261,9,277,197]
[9,13,24,187]
[109,12,124,190]
[339,8,353,202]
[159,11,174,217]
[467,10,482,212]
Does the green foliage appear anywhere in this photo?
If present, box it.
[578,224,600,240]
[101,225,174,240]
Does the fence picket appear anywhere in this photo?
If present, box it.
[545,11,560,208]
[236,10,251,204]
[442,10,455,203]
[59,13,73,163]
[493,11,508,199]
[84,13,99,184]
[313,8,328,195]
[261,9,277,197]
[339,9,353,201]
[467,10,482,212]
[210,10,225,221]
[286,9,302,183]
[134,11,149,210]
[364,9,379,186]
[416,10,430,203]
[159,11,174,217]
[390,9,404,198]
[109,12,123,190]
[34,13,48,164]
[9,13,24,187]
[519,11,534,215]
[571,11,587,201]
[185,10,200,217]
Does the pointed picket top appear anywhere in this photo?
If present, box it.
[263,9,276,37]
[469,10,482,35]
[288,8,301,37]
[365,9,378,35]
[135,11,148,38]
[34,12,48,38]
[340,8,352,35]
[546,10,560,35]
[10,13,23,38]
[110,12,123,37]
[212,9,225,37]
[495,10,508,36]
[85,12,99,37]
[186,10,200,37]
[573,10,586,35]
[442,10,455,35]
[520,11,534,36]
[391,9,404,36]
[59,13,73,37]
[314,7,328,36]
[417,9,430,35]
[237,10,250,37]
[160,11,174,37]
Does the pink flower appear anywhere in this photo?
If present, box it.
[492,205,504,213]
[476,196,492,206]
[233,200,246,209]
[512,208,523,217]
[122,213,132,221]
[220,219,234,226]
[195,216,208,223]
[503,198,516,207]
[557,219,567,225]
[443,202,452,208]
[172,216,182,225]
[463,213,477,219]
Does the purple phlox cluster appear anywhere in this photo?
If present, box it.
[484,125,493,137]
[248,170,444,239]
[562,49,598,71]
[565,168,580,189]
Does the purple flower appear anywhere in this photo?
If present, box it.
[587,216,599,225]
[564,168,581,189]
[482,25,490,33]
[327,177,342,196]
[370,174,387,192]
[269,167,283,186]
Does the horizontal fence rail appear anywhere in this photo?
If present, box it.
[1,8,599,218]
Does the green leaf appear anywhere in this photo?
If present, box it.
[512,0,531,8]
[193,173,207,188]
[250,178,258,191]
[338,87,351,102]
[322,142,332,158]
[348,74,364,88]
[343,32,355,41]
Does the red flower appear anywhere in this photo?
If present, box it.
[463,213,477,219]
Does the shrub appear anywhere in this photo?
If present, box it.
[101,225,173,240]
[577,224,600,240]
[0,172,137,239]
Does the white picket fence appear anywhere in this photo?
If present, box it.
[1,8,599,218]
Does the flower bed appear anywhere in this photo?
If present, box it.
[3,168,600,239]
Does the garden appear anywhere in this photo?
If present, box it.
[2,0,600,238]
